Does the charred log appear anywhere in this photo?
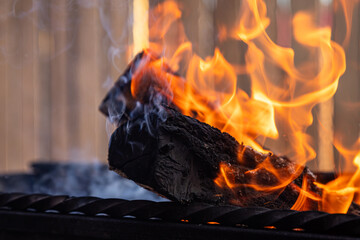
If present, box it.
[108,105,319,209]
[100,50,360,214]
[99,50,181,126]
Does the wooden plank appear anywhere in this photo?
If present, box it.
[214,0,243,65]
[4,0,25,172]
[317,0,335,172]
[34,0,51,161]
[20,0,37,171]
[0,0,40,172]
[264,0,278,41]
[49,0,71,161]
[181,0,200,56]
[0,1,135,170]
[0,1,9,172]
[74,1,110,162]
[107,0,131,80]
[46,0,132,163]
[75,2,99,161]
[59,1,132,163]
[198,0,216,58]
[97,0,131,163]
[333,1,360,172]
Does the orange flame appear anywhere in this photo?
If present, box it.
[129,0,359,213]
[316,138,360,213]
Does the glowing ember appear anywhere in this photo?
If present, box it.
[128,0,360,213]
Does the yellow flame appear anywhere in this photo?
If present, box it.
[129,0,359,213]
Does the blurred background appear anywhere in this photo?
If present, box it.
[0,0,358,178]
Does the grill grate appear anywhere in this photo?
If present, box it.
[1,193,360,240]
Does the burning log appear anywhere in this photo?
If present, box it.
[99,51,322,210]
[100,51,360,215]
[108,104,321,209]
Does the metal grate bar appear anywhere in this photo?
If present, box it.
[1,193,360,239]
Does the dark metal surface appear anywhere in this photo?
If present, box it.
[1,210,356,240]
[1,193,360,239]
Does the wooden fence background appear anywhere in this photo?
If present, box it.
[0,0,358,173]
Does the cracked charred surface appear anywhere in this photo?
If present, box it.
[108,105,319,209]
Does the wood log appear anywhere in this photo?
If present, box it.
[107,104,319,209]
[100,51,360,214]
[99,50,181,125]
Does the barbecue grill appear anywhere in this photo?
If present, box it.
[1,1,359,240]
[1,192,360,240]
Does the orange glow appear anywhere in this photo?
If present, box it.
[207,222,220,225]
[214,162,239,189]
[148,0,182,40]
[264,226,276,229]
[128,0,359,213]
[291,175,321,211]
[316,138,360,213]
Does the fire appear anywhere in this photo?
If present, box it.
[316,138,360,213]
[129,0,359,213]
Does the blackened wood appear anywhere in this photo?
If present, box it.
[99,52,144,124]
[101,51,360,214]
[99,51,181,126]
[101,51,319,209]
[108,105,319,209]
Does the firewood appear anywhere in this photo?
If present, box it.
[100,50,360,214]
[107,104,319,209]
[99,50,180,125]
